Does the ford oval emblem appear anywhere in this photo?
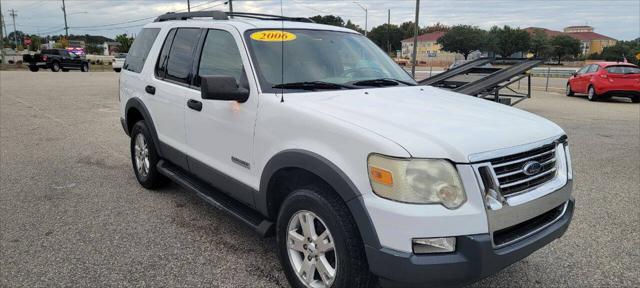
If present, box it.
[523,161,543,176]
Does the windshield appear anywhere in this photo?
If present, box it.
[244,29,416,92]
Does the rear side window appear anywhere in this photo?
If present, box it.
[161,28,201,85]
[155,29,177,79]
[606,66,640,74]
[124,28,160,73]
[196,29,245,87]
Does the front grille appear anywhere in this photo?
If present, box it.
[489,143,558,196]
[493,203,566,247]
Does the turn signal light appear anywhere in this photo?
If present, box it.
[370,166,393,186]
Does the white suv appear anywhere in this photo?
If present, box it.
[119,11,574,288]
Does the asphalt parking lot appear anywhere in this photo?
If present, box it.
[1,71,639,287]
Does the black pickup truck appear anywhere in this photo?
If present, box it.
[23,49,89,72]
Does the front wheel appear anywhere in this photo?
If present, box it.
[81,63,89,72]
[565,83,574,96]
[587,86,598,101]
[51,62,60,72]
[114,68,121,73]
[277,187,373,288]
[29,66,39,72]
[130,121,167,189]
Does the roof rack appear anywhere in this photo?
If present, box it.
[154,11,314,23]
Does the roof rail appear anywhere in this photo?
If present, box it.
[154,10,314,23]
[155,11,228,22]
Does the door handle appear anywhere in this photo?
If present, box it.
[187,99,203,111]
[145,85,156,95]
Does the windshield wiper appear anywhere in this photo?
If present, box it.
[349,78,417,87]
[272,81,355,90]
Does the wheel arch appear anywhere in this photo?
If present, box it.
[258,149,381,249]
[124,98,163,157]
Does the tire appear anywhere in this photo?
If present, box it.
[277,186,373,288]
[565,83,574,96]
[29,67,39,72]
[81,63,89,72]
[587,86,598,101]
[114,68,121,73]
[632,96,640,103]
[130,121,167,189]
[51,61,60,72]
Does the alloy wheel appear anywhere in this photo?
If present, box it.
[134,133,150,177]
[287,210,337,288]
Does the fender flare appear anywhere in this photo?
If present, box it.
[124,98,163,157]
[258,149,381,249]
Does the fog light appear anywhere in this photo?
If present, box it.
[412,237,456,254]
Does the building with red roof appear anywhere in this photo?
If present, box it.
[525,26,617,55]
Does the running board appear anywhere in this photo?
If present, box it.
[156,160,274,237]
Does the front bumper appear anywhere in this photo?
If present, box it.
[368,199,574,288]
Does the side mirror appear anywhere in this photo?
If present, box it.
[571,72,577,76]
[201,75,249,103]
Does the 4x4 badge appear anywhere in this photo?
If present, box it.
[523,161,543,176]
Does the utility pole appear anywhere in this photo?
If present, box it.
[0,0,5,64]
[61,0,68,38]
[9,8,16,48]
[187,0,191,12]
[410,0,420,78]
[386,9,390,54]
[228,0,233,16]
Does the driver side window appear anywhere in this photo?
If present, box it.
[196,29,246,87]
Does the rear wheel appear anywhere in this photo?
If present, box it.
[114,68,121,73]
[587,86,598,101]
[51,62,60,72]
[130,121,167,189]
[29,66,39,72]
[565,83,574,96]
[632,96,640,103]
[81,63,89,72]
[277,186,373,288]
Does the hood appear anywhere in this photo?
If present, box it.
[294,86,564,162]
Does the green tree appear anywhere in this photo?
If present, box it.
[309,15,344,27]
[437,25,486,59]
[590,40,640,65]
[529,29,550,58]
[344,20,364,34]
[487,25,531,57]
[424,22,450,33]
[367,23,403,53]
[115,34,134,53]
[28,35,42,51]
[549,35,581,64]
[86,43,103,55]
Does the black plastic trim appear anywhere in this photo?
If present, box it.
[124,98,162,157]
[371,199,574,288]
[258,149,381,249]
[157,160,274,237]
[187,156,256,207]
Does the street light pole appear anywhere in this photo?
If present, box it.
[353,1,367,37]
[410,0,420,78]
[187,0,191,12]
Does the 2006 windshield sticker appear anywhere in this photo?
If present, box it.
[250,30,297,42]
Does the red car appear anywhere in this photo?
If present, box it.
[566,62,640,102]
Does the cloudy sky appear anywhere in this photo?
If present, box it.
[3,0,639,40]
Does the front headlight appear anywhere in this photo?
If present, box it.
[367,154,466,209]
